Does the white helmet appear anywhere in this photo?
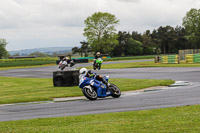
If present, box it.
[96,52,100,55]
[79,68,88,75]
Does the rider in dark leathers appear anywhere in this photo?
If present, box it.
[79,68,110,87]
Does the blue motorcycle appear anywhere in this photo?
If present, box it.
[79,74,121,100]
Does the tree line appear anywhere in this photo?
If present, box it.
[73,8,200,57]
[113,26,187,56]
[72,25,188,57]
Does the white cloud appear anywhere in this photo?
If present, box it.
[117,0,140,3]
[0,0,199,50]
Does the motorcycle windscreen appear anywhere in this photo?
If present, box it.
[79,77,92,88]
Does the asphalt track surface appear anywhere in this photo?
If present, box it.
[0,59,152,78]
[0,59,200,121]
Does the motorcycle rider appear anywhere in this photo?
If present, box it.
[58,57,69,69]
[93,52,102,67]
[79,68,110,87]
[63,57,69,62]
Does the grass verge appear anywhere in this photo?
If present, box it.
[0,64,56,71]
[0,57,57,67]
[89,55,155,62]
[0,55,154,70]
[0,77,173,104]
[85,61,200,69]
[0,105,200,132]
[0,56,154,69]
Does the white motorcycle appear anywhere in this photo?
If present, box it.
[58,60,68,70]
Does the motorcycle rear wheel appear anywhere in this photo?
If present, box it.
[109,83,121,98]
[98,63,101,70]
[93,65,96,70]
[82,86,97,100]
[70,63,74,67]
[61,65,66,70]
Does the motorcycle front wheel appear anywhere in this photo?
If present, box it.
[82,86,97,100]
[109,83,121,98]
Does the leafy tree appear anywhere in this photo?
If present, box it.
[153,26,177,54]
[150,29,162,54]
[72,47,80,55]
[131,31,143,42]
[182,8,200,49]
[101,32,119,55]
[80,41,91,57]
[113,31,131,56]
[114,25,188,55]
[0,38,9,59]
[126,38,143,55]
[72,41,91,57]
[72,46,83,57]
[174,26,188,51]
[142,30,157,54]
[83,12,119,54]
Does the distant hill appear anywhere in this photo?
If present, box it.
[9,47,72,56]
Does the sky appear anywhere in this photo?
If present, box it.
[0,0,199,51]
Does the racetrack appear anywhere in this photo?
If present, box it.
[0,59,200,121]
[0,59,153,78]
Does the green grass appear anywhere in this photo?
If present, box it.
[0,56,154,68]
[0,56,153,70]
[0,77,173,104]
[85,61,200,69]
[0,64,56,71]
[0,57,57,67]
[0,105,200,133]
[89,55,155,62]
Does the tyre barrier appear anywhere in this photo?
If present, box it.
[160,55,179,64]
[53,70,79,87]
[186,54,200,63]
[56,60,60,65]
[74,59,88,63]
[179,49,200,60]
[154,56,160,63]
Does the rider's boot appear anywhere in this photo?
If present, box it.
[102,77,110,90]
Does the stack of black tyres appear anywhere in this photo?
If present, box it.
[53,70,79,87]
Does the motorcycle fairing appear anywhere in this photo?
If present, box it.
[79,75,111,97]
